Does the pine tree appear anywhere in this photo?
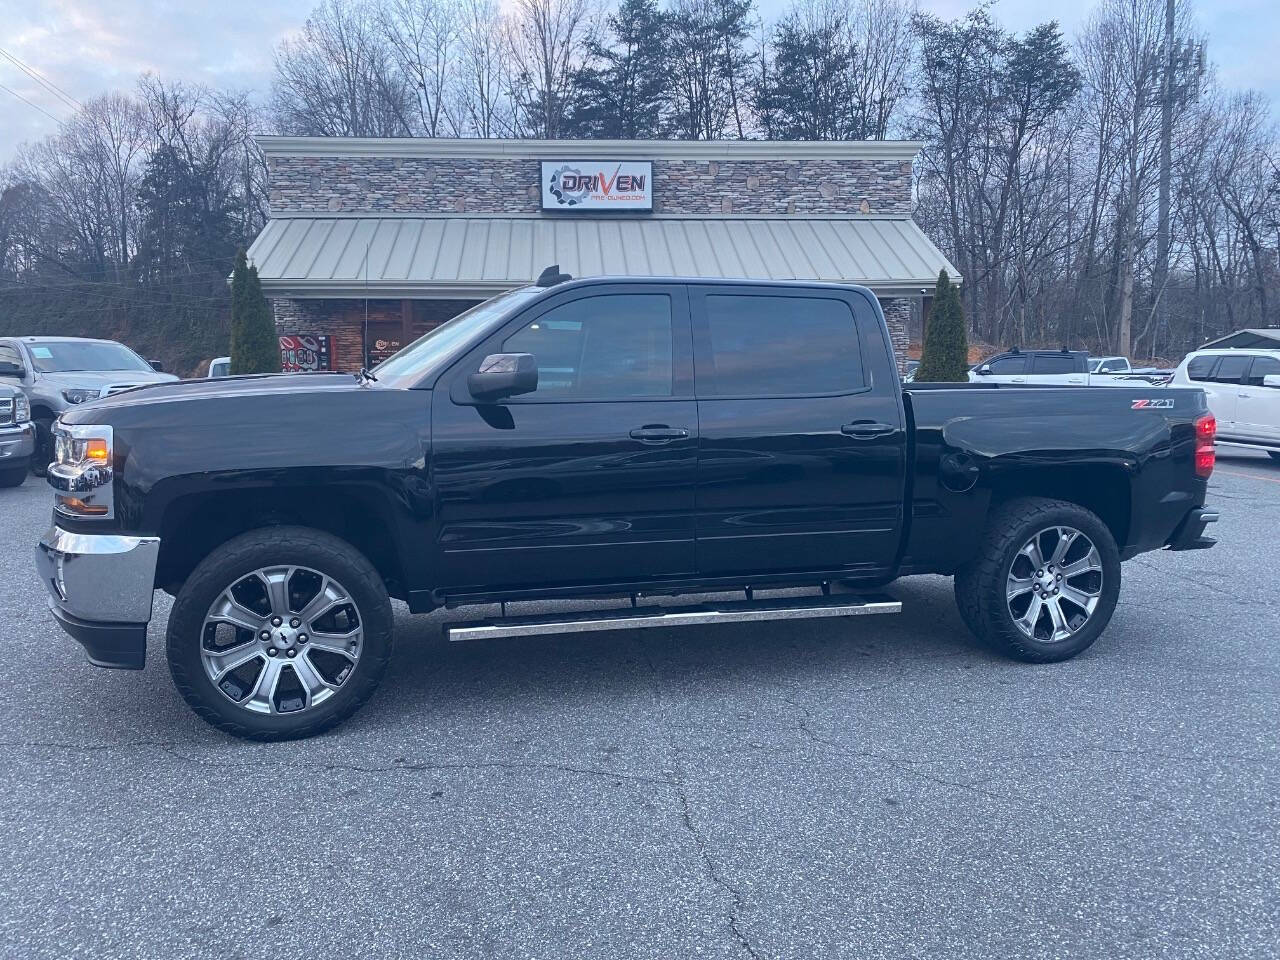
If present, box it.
[915,270,969,382]
[229,249,279,375]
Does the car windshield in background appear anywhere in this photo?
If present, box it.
[371,287,543,386]
[27,341,151,373]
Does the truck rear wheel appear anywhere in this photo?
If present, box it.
[167,526,394,740]
[954,498,1121,663]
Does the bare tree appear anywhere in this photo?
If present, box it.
[504,0,598,138]
[377,0,461,136]
[452,0,514,136]
[272,0,415,136]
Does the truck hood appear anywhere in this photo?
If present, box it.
[61,372,370,424]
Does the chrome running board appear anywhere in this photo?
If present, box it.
[445,592,901,642]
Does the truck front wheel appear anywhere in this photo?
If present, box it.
[167,526,394,740]
[954,498,1121,663]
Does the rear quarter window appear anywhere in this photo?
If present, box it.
[1032,355,1083,374]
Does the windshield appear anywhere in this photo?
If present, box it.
[372,288,543,386]
[27,340,152,374]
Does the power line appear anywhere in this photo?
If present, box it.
[0,47,81,110]
[0,80,63,125]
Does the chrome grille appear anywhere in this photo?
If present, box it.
[0,398,12,427]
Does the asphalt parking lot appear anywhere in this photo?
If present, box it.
[2,447,1277,959]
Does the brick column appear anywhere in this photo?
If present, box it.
[877,297,913,374]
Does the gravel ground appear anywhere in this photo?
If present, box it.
[1,446,1277,959]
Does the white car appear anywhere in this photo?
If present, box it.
[969,349,1090,385]
[1170,349,1280,458]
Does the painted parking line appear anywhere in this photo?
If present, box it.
[1214,468,1280,484]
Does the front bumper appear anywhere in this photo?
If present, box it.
[35,526,160,669]
[1165,506,1219,552]
[0,422,35,465]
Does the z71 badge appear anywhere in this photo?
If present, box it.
[1132,398,1175,409]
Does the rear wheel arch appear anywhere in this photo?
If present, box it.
[983,464,1132,551]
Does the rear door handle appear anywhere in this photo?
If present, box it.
[841,422,895,439]
[630,426,689,443]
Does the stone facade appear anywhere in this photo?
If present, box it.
[265,140,923,370]
[878,298,913,374]
[267,156,914,217]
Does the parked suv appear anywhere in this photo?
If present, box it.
[0,337,177,474]
[35,274,1218,740]
[1170,349,1280,458]
[0,381,35,487]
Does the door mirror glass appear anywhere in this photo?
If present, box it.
[468,353,538,402]
[1263,374,1280,389]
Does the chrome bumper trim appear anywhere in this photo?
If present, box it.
[35,526,160,625]
[0,422,35,460]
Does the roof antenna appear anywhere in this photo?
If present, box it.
[536,264,573,287]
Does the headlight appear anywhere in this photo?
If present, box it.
[62,388,100,405]
[49,423,114,518]
[13,392,30,423]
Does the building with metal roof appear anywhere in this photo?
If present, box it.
[250,137,958,372]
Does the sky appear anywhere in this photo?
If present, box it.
[1,0,1277,163]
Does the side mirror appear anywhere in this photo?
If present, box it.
[468,353,537,402]
[148,359,165,372]
[1263,374,1280,389]
[976,364,991,376]
[0,360,25,378]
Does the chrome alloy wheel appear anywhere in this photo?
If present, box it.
[200,565,363,715]
[1005,526,1104,643]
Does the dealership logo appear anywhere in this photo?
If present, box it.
[541,160,653,212]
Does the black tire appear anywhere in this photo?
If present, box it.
[30,418,53,477]
[0,465,26,488]
[167,526,394,741]
[954,497,1121,663]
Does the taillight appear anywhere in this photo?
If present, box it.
[1194,413,1216,478]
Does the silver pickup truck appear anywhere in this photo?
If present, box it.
[0,382,35,487]
[0,336,176,474]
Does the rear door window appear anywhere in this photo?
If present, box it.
[697,294,863,397]
[1031,355,1081,375]
[1245,356,1280,386]
[1211,355,1251,384]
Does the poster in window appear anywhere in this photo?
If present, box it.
[280,334,332,372]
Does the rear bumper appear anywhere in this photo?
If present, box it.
[1165,506,1219,552]
[34,526,160,669]
[0,422,35,465]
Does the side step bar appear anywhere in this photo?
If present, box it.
[445,592,900,642]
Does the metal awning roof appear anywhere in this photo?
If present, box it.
[247,214,959,299]
[1199,328,1280,350]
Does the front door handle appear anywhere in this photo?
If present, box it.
[841,422,895,439]
[630,425,689,443]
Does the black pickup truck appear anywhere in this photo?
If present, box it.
[36,275,1219,740]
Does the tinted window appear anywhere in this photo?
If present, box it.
[986,355,1027,375]
[503,294,673,399]
[1186,355,1217,381]
[1032,355,1082,374]
[1246,356,1280,387]
[700,295,862,396]
[1212,355,1251,383]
